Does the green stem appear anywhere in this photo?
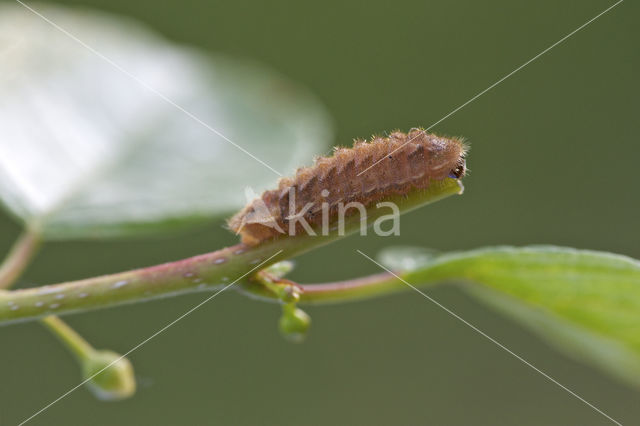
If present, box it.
[0,226,41,289]
[41,315,94,360]
[0,228,102,365]
[0,178,462,325]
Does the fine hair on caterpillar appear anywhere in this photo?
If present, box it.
[229,129,467,245]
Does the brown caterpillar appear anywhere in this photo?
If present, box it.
[229,129,467,245]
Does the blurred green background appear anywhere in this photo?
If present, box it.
[1,0,638,424]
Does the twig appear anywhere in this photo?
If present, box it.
[0,178,462,324]
[0,226,41,289]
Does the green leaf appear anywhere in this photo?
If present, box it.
[0,4,332,239]
[379,245,640,387]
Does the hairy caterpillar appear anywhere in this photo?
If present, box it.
[229,129,467,245]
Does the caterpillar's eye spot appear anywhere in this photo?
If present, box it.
[448,159,466,179]
[388,155,392,159]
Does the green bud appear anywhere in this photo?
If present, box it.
[278,304,311,343]
[279,284,301,304]
[81,350,136,401]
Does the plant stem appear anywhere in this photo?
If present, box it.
[0,178,463,325]
[0,226,41,289]
[41,315,94,360]
[240,271,402,303]
[0,240,306,324]
[0,228,102,364]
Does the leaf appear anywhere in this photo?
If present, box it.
[379,245,640,387]
[0,4,332,239]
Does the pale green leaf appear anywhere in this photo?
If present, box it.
[379,245,640,387]
[0,3,331,239]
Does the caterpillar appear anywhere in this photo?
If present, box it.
[228,129,467,246]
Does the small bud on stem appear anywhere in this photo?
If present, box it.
[279,304,311,343]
